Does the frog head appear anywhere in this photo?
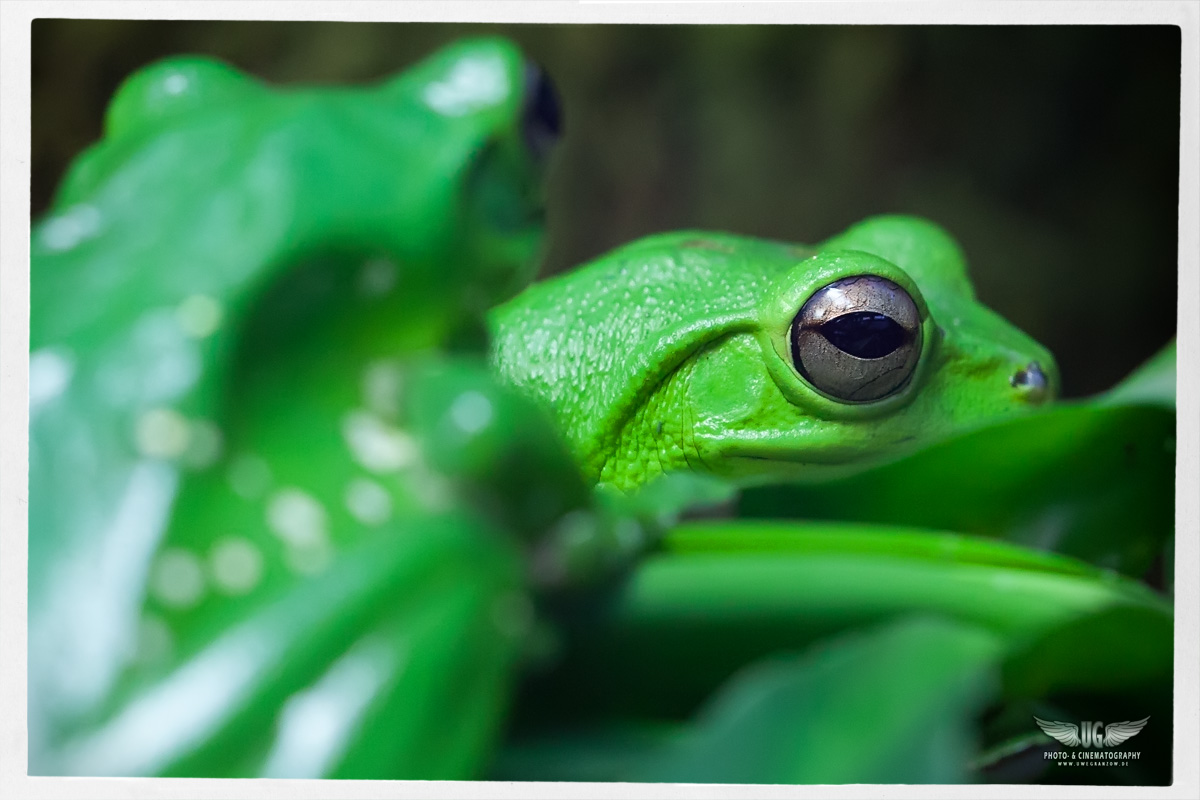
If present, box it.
[491,216,1058,489]
[44,38,560,349]
[373,37,563,312]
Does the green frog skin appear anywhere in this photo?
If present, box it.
[28,39,580,778]
[490,218,1058,490]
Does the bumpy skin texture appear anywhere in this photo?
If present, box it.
[28,39,584,778]
[490,220,1058,490]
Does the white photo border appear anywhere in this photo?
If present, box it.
[2,2,1196,799]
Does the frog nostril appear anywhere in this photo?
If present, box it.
[1010,361,1050,403]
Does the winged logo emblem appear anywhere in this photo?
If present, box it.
[1034,716,1150,749]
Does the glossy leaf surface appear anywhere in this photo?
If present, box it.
[740,389,1174,578]
[501,618,1003,783]
[516,521,1168,724]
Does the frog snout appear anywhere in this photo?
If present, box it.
[1009,361,1051,404]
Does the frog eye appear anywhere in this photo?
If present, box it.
[790,275,922,402]
[521,62,562,162]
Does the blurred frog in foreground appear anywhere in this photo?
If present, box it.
[28,38,597,778]
[28,37,1172,785]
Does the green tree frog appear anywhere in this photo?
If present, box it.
[491,220,1058,490]
[28,38,587,779]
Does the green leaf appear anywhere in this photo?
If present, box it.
[630,617,1002,784]
[1097,339,1176,410]
[490,722,681,783]
[739,402,1174,577]
[664,520,1104,578]
[1002,604,1172,701]
[522,521,1166,722]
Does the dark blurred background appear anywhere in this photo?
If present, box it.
[31,21,1180,398]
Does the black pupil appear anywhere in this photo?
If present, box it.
[522,63,562,158]
[819,312,907,359]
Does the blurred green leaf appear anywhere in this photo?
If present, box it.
[1002,604,1172,702]
[664,520,1102,577]
[630,617,1002,783]
[520,522,1166,723]
[500,618,1002,783]
[1097,339,1176,410]
[740,403,1173,577]
[490,722,681,782]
